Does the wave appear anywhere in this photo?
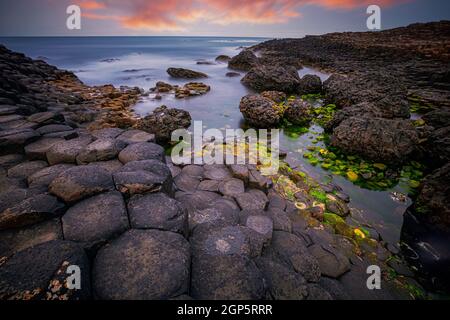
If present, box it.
[208,39,260,43]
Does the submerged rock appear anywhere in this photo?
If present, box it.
[215,55,231,63]
[167,67,207,79]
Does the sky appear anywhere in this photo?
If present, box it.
[0,0,449,37]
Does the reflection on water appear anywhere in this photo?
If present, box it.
[0,36,410,247]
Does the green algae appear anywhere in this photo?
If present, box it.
[302,139,425,192]
[408,95,436,114]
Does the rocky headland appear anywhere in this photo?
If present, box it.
[240,21,450,291]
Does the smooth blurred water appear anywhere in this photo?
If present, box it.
[0,36,411,246]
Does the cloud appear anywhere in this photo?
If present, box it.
[79,0,408,31]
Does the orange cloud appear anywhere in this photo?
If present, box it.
[78,1,105,10]
[80,0,409,31]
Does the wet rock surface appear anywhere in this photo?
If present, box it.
[239,94,280,128]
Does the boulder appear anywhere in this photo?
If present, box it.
[49,165,114,203]
[113,159,173,196]
[241,65,300,93]
[118,142,165,164]
[203,164,232,180]
[175,191,222,213]
[197,179,220,192]
[7,161,48,180]
[229,164,249,184]
[128,193,188,236]
[181,165,204,179]
[174,173,200,192]
[86,159,123,173]
[0,128,40,155]
[263,231,321,282]
[0,194,65,231]
[134,106,191,142]
[225,72,241,77]
[91,128,124,140]
[298,74,322,94]
[218,178,245,197]
[0,240,91,300]
[62,192,129,243]
[190,226,265,299]
[215,55,231,63]
[46,135,93,165]
[248,169,271,191]
[0,218,63,257]
[36,124,73,136]
[27,111,63,125]
[153,81,173,93]
[228,50,259,71]
[326,198,350,217]
[24,138,64,160]
[323,72,410,118]
[167,67,207,79]
[76,138,126,164]
[116,129,155,145]
[266,208,292,232]
[308,244,350,278]
[0,188,36,212]
[306,284,333,300]
[261,91,287,103]
[245,215,273,246]
[93,229,190,300]
[0,154,24,170]
[284,99,312,126]
[239,94,281,128]
[235,189,268,211]
[412,163,450,230]
[255,257,308,300]
[331,117,419,164]
[28,164,74,188]
[189,200,239,231]
[175,82,210,99]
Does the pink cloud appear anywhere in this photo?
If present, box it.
[79,0,409,31]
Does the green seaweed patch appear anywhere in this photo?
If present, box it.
[273,101,289,116]
[408,95,436,114]
[311,104,337,126]
[309,188,328,203]
[301,93,324,101]
[303,144,425,192]
[282,121,310,139]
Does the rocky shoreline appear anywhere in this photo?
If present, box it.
[0,22,449,300]
[245,21,450,292]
